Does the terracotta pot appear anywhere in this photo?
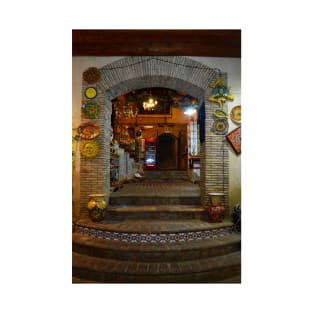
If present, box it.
[87,194,107,222]
[208,192,225,223]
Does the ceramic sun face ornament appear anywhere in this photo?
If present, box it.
[209,79,234,106]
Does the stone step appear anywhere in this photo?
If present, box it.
[72,231,241,262]
[106,205,206,220]
[144,170,189,181]
[72,251,241,283]
[109,195,200,205]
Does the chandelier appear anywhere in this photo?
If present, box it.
[143,91,158,111]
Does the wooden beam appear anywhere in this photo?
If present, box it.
[72,30,241,57]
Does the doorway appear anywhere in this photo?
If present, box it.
[157,133,177,170]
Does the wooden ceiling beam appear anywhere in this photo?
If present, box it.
[72,30,241,57]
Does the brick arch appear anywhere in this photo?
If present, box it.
[80,56,229,217]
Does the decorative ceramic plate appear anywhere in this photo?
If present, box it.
[84,87,97,99]
[83,67,101,84]
[230,105,241,124]
[81,100,99,119]
[213,118,229,135]
[78,123,101,139]
[80,140,99,158]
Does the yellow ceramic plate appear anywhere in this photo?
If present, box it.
[85,87,97,99]
[80,140,99,158]
[230,105,241,124]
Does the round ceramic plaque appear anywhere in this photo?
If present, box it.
[83,67,101,84]
[80,140,99,158]
[213,118,229,135]
[78,123,101,139]
[230,105,241,124]
[85,87,97,99]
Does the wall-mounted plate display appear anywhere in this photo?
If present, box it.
[83,67,101,84]
[82,100,99,119]
[230,105,241,124]
[80,140,99,158]
[213,118,229,135]
[85,87,97,99]
[78,123,101,139]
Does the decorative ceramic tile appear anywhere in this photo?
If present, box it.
[74,225,234,243]
[81,100,99,119]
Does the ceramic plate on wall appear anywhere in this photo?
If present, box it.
[85,87,97,99]
[213,118,229,135]
[230,105,241,124]
[78,122,101,139]
[83,67,101,84]
[80,140,99,158]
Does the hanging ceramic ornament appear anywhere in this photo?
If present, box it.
[213,109,228,119]
[80,140,99,158]
[83,67,101,84]
[209,79,234,106]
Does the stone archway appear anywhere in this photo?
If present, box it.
[79,56,229,217]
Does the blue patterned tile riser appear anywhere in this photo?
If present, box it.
[74,225,234,243]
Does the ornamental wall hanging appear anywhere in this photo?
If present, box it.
[78,122,101,140]
[83,67,101,84]
[81,100,99,119]
[230,105,241,124]
[80,140,99,158]
[226,126,241,154]
[213,109,228,119]
[213,118,229,135]
[84,87,97,99]
[209,79,234,107]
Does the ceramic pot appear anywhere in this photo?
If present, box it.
[208,192,225,223]
[87,194,107,222]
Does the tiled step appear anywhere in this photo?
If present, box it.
[72,250,241,283]
[72,231,241,262]
[106,205,205,220]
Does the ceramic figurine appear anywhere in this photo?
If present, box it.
[209,79,234,106]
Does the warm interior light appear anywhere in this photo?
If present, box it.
[184,108,196,116]
[143,91,158,111]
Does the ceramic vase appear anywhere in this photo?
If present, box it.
[208,192,225,223]
[87,194,107,222]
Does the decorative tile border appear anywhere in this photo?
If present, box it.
[74,225,234,243]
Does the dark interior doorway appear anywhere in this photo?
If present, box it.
[157,133,177,170]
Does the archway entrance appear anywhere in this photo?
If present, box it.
[79,56,229,216]
[157,133,177,170]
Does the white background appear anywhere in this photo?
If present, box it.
[0,1,312,313]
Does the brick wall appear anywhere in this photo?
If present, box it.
[79,56,229,216]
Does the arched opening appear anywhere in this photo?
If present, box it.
[78,56,229,217]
